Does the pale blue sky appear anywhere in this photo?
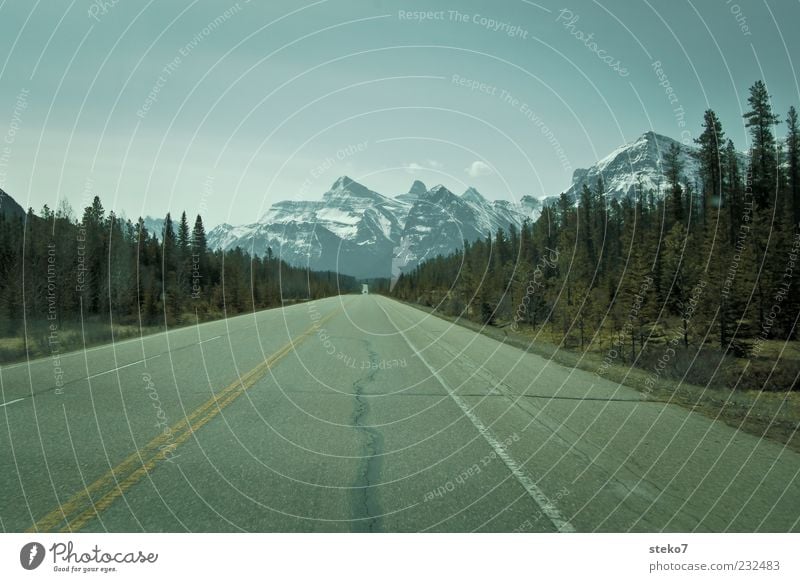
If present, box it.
[0,0,798,227]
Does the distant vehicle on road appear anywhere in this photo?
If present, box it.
[362,284,369,294]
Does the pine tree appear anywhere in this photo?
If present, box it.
[724,139,743,244]
[161,212,179,320]
[178,211,190,253]
[695,109,725,226]
[664,143,684,226]
[80,196,108,315]
[593,177,608,276]
[578,184,596,281]
[786,106,800,228]
[743,80,780,209]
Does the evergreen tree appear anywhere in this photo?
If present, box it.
[191,214,207,254]
[695,109,725,226]
[743,80,780,209]
[80,196,108,314]
[578,184,596,280]
[786,106,800,228]
[724,139,743,244]
[664,143,684,226]
[178,211,190,253]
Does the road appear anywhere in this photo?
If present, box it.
[1,295,798,532]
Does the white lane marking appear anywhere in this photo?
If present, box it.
[0,332,163,371]
[86,355,161,380]
[378,301,575,533]
[81,334,157,354]
[199,335,221,344]
[0,322,224,371]
[0,361,29,371]
[0,397,24,408]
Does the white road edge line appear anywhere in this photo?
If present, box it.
[86,354,161,380]
[378,301,575,533]
[0,397,24,408]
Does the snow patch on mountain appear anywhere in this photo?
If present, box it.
[564,131,745,201]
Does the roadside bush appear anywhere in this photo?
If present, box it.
[636,345,735,387]
[740,359,800,392]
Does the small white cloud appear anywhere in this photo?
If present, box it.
[403,160,444,174]
[403,162,426,173]
[465,160,493,178]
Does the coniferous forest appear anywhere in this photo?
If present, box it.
[0,197,356,362]
[394,81,800,393]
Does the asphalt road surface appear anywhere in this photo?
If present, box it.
[1,295,798,532]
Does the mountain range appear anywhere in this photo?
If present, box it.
[0,131,745,279]
[564,130,702,202]
[206,176,541,280]
[206,131,732,279]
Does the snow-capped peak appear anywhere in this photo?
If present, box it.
[427,184,453,196]
[462,187,487,205]
[331,175,352,190]
[566,131,702,201]
[326,175,378,199]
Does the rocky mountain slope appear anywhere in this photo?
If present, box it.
[207,176,539,279]
[563,130,747,201]
[0,188,25,220]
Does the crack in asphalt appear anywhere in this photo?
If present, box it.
[350,341,383,532]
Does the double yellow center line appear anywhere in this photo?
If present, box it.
[28,304,342,533]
